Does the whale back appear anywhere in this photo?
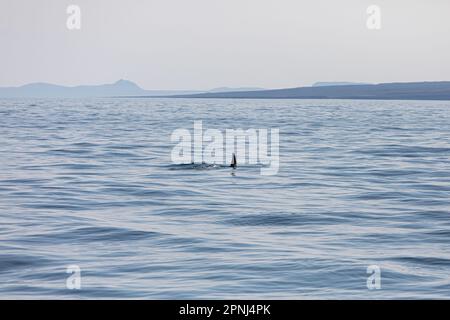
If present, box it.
[231,153,237,168]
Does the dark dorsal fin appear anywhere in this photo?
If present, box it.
[230,153,237,168]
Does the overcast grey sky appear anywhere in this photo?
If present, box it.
[1,0,449,89]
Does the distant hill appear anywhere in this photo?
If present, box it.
[0,79,204,98]
[3,80,450,100]
[208,86,265,93]
[169,81,450,101]
[312,82,371,87]
[0,80,265,98]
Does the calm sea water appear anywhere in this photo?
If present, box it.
[0,98,449,299]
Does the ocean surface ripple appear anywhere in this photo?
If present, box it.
[0,98,449,299]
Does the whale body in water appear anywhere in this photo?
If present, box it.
[230,153,237,168]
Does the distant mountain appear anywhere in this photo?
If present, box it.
[312,82,371,87]
[169,81,450,101]
[4,80,449,100]
[0,80,266,98]
[0,80,136,98]
[0,79,206,98]
[208,86,265,93]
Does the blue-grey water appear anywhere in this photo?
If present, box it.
[0,98,449,299]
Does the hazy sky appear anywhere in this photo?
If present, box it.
[1,0,450,89]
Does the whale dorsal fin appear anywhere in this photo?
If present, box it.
[230,153,237,168]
